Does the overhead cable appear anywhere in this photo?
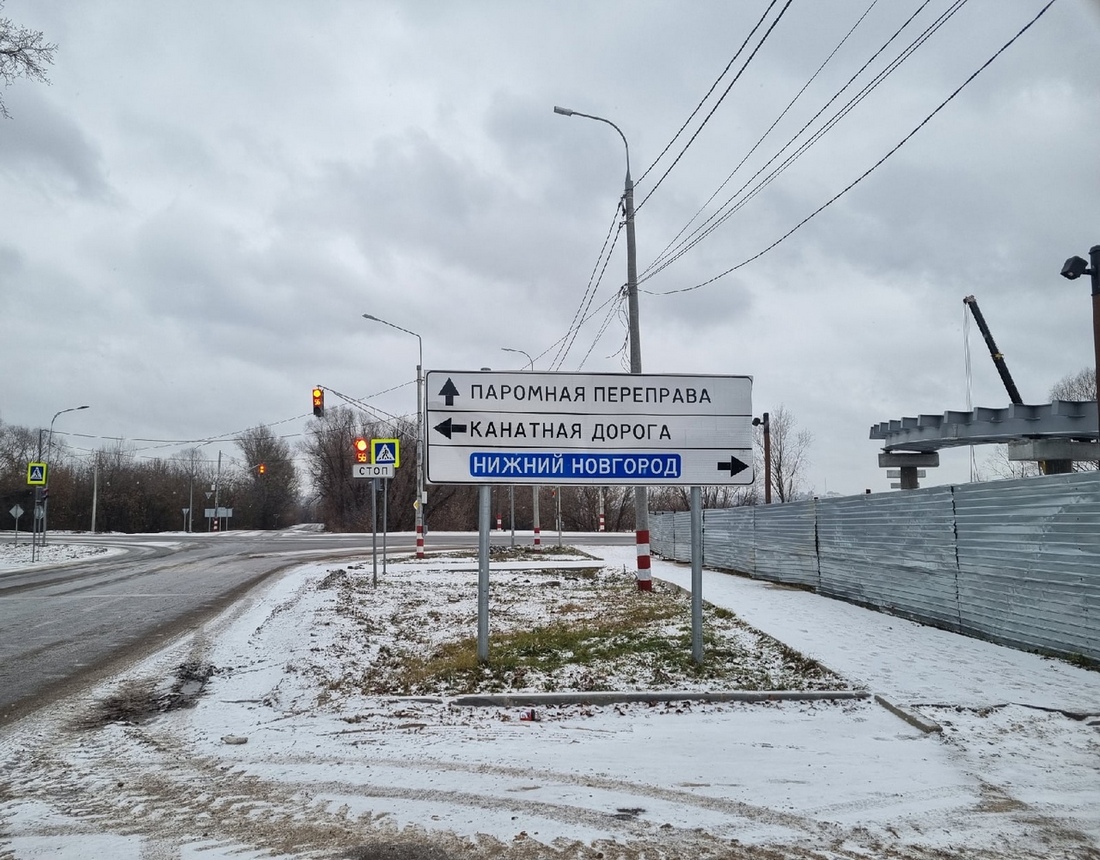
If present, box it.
[635,0,796,214]
[647,0,1059,296]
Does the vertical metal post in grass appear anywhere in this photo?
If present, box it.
[691,485,703,665]
[478,484,491,662]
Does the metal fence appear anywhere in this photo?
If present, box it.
[651,471,1100,661]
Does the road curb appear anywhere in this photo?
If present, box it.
[452,689,869,707]
[874,694,943,733]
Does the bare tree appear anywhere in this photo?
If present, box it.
[1050,367,1096,402]
[0,3,56,118]
[768,404,812,502]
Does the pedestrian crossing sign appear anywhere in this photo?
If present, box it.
[371,438,400,467]
[27,462,47,485]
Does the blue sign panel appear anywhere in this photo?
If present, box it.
[470,452,682,480]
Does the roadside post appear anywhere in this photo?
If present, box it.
[425,369,753,666]
[10,504,24,547]
[352,448,396,587]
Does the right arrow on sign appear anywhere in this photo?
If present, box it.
[717,455,750,477]
[433,417,468,439]
[439,378,460,406]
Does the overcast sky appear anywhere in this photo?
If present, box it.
[2,0,1099,497]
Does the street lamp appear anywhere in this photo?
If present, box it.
[554,104,650,589]
[501,346,534,370]
[752,413,772,504]
[363,313,426,558]
[43,404,90,545]
[1059,244,1100,451]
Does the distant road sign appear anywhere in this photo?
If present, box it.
[425,370,753,486]
[27,463,47,486]
[353,463,394,479]
[10,505,23,520]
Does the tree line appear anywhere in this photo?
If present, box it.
[0,402,818,534]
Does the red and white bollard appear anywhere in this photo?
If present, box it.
[635,528,651,591]
[415,522,424,558]
[598,513,605,532]
[533,525,541,551]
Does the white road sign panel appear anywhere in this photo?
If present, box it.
[353,463,394,479]
[425,370,753,486]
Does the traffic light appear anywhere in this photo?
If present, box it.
[353,437,369,463]
[312,387,325,417]
[258,463,267,475]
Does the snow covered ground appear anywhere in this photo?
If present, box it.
[1,540,1098,859]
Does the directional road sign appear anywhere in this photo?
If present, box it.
[425,370,753,486]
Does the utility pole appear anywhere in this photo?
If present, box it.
[555,105,650,589]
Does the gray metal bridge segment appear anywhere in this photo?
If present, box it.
[869,400,1098,453]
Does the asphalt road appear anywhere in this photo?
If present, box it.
[0,528,632,726]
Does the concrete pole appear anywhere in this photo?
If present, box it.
[555,105,649,589]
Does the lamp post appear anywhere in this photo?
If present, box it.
[1059,245,1100,456]
[363,313,426,558]
[42,404,90,545]
[554,104,650,589]
[753,413,772,504]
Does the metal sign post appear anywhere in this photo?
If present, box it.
[371,478,378,587]
[9,505,23,547]
[690,486,704,664]
[477,485,491,663]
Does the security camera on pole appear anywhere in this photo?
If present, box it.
[1059,245,1100,451]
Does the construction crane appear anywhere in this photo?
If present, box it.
[963,295,1023,405]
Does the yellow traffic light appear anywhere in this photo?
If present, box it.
[312,387,325,417]
[354,437,369,463]
[258,463,267,475]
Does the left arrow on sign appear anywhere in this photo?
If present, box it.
[433,417,468,439]
[717,455,750,477]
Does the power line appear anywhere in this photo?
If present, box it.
[644,0,884,278]
[635,0,796,214]
[549,201,623,370]
[646,0,1060,297]
[643,0,944,283]
[636,0,782,187]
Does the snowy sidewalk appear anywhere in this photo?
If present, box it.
[606,545,1100,714]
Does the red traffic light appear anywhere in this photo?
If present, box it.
[354,437,369,463]
[312,387,325,417]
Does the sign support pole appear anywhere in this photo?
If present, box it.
[382,477,389,577]
[690,485,704,665]
[477,485,491,663]
[371,478,378,587]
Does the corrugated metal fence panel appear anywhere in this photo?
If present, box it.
[650,512,675,560]
[702,507,756,574]
[751,500,819,587]
[670,511,694,562]
[649,511,693,563]
[816,488,960,630]
[954,472,1100,660]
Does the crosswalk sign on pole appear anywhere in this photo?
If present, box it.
[27,463,47,486]
[371,439,400,468]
